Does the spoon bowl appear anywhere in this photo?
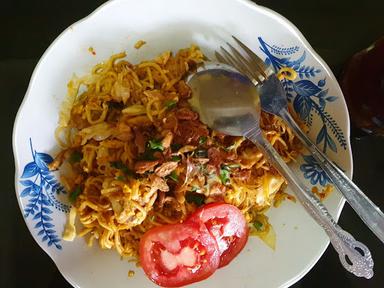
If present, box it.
[188,63,261,137]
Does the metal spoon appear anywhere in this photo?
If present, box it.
[186,62,374,278]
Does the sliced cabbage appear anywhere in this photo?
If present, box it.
[122,104,146,116]
[62,206,77,241]
[78,122,114,145]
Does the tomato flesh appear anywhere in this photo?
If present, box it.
[187,203,249,267]
[139,222,220,287]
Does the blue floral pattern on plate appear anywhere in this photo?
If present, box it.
[19,139,70,250]
[300,155,330,186]
[258,37,346,186]
[258,37,347,153]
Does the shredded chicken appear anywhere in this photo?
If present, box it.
[155,162,178,177]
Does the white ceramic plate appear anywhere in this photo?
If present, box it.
[13,0,352,287]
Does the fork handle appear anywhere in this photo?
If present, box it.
[244,127,374,278]
[280,108,384,244]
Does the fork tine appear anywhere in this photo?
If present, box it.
[219,47,260,85]
[215,51,228,64]
[232,36,268,78]
[219,47,242,71]
[215,51,236,72]
[219,47,251,78]
[226,42,264,84]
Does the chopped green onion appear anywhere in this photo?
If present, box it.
[219,166,231,185]
[253,220,264,231]
[185,192,205,206]
[69,151,82,164]
[69,186,82,203]
[148,139,164,151]
[168,171,179,182]
[111,161,133,176]
[198,136,207,145]
[116,175,126,181]
[164,100,177,109]
[171,155,181,162]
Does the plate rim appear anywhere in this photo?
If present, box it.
[12,0,352,287]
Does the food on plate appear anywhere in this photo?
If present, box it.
[134,40,146,49]
[140,202,248,287]
[140,221,220,287]
[51,45,302,286]
[186,202,249,267]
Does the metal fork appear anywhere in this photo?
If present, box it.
[216,36,384,246]
[215,37,376,278]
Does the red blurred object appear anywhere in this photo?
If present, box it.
[340,37,384,136]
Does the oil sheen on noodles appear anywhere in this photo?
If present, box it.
[50,45,302,260]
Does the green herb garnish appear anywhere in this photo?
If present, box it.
[148,139,164,151]
[171,155,181,162]
[69,186,82,203]
[139,139,164,160]
[168,171,179,182]
[198,136,207,145]
[111,161,133,176]
[219,166,231,185]
[164,100,177,110]
[116,175,126,181]
[69,151,82,164]
[253,220,264,231]
[185,192,205,206]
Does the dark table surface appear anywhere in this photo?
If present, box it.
[1,0,383,287]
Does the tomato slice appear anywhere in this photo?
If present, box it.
[187,203,249,267]
[139,222,220,287]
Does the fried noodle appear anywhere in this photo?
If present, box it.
[53,45,302,259]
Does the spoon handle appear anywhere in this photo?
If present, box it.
[244,128,374,279]
[280,108,384,244]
